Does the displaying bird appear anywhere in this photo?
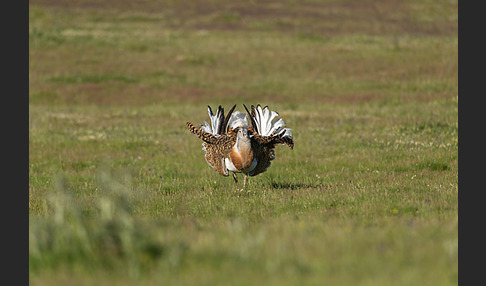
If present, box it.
[186,104,294,189]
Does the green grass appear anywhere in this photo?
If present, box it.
[29,0,457,285]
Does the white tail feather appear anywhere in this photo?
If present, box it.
[200,106,224,152]
[200,121,212,134]
[254,105,293,138]
[201,106,224,135]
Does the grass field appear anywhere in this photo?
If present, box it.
[29,0,458,285]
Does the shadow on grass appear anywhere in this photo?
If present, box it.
[270,181,319,190]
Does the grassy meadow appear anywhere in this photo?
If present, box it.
[29,0,458,285]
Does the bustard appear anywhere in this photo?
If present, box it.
[186,104,294,188]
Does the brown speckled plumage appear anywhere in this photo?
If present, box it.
[246,124,293,177]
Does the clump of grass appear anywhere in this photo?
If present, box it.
[29,170,175,279]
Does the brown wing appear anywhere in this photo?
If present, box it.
[248,127,294,149]
[248,142,274,177]
[186,122,236,176]
[247,127,293,177]
[186,122,236,145]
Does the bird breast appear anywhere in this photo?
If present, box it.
[226,137,256,174]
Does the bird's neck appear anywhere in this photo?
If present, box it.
[235,136,254,169]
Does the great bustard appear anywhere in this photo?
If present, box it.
[186,104,294,188]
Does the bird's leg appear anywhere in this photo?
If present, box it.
[232,172,241,191]
[243,175,248,189]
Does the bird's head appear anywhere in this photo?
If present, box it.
[237,126,249,138]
